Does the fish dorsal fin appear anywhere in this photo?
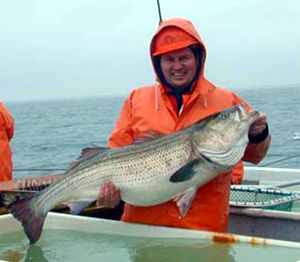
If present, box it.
[133,131,162,144]
[169,159,200,183]
[68,146,108,172]
[79,146,108,159]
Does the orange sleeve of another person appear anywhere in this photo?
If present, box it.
[0,103,14,181]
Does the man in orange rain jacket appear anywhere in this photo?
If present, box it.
[97,18,271,232]
[0,102,14,181]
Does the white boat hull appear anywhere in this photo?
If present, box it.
[1,212,300,248]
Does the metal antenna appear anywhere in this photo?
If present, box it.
[156,0,163,24]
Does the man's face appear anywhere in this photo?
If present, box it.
[160,47,197,89]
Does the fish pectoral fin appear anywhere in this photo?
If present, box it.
[174,186,198,217]
[169,159,200,182]
[65,200,95,214]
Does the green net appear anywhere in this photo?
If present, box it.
[229,186,300,211]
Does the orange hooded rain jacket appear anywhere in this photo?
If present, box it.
[0,102,14,181]
[108,18,271,232]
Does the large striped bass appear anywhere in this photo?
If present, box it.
[8,104,259,244]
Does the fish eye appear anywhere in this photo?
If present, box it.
[219,113,230,120]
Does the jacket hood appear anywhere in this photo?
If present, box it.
[150,18,207,86]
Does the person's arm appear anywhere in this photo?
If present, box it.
[0,103,14,181]
[0,102,14,140]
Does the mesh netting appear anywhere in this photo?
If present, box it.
[229,186,299,211]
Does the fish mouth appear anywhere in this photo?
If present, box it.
[238,104,260,123]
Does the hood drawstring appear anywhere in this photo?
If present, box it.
[203,86,212,109]
[204,95,208,108]
[155,82,160,111]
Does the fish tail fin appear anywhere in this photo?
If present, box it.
[8,195,47,244]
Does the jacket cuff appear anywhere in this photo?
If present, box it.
[248,124,269,144]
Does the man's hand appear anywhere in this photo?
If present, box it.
[249,114,268,136]
[97,181,121,208]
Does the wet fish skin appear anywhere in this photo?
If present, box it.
[8,104,259,244]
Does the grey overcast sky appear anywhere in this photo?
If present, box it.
[1,0,299,102]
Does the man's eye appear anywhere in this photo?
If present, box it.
[164,58,173,63]
[180,55,192,62]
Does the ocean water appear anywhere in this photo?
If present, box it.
[6,86,300,179]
